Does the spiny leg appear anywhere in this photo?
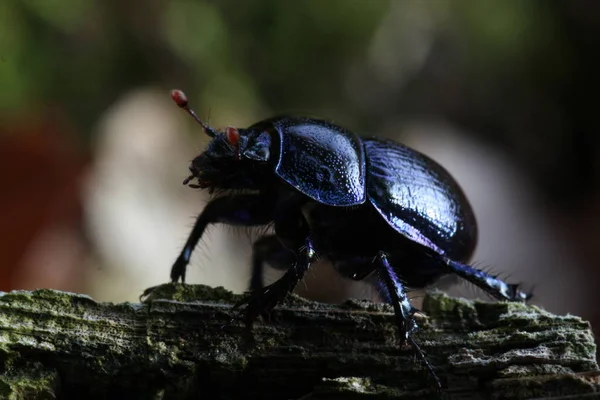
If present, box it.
[249,235,296,292]
[443,257,532,302]
[236,236,316,326]
[169,193,276,284]
[377,252,441,391]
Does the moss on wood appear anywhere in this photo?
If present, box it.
[0,284,598,399]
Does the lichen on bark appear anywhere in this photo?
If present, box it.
[0,284,598,399]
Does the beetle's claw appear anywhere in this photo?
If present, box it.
[169,255,187,284]
[508,283,533,303]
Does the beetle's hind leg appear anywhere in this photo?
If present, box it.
[249,235,296,292]
[443,257,532,302]
[376,252,441,390]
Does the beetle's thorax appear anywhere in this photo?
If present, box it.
[185,127,274,191]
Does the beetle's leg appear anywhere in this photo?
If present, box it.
[443,258,532,302]
[249,235,295,292]
[237,196,316,325]
[377,251,441,390]
[170,193,276,284]
[236,236,316,326]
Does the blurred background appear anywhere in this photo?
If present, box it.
[1,0,598,342]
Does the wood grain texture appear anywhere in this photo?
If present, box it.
[0,284,598,399]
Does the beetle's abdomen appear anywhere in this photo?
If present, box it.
[272,117,366,206]
[364,138,477,261]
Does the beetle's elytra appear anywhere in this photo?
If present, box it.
[158,89,532,389]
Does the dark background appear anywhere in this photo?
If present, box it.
[1,0,599,342]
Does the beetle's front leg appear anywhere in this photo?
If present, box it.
[170,193,276,284]
[377,252,441,390]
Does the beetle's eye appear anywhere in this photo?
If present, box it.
[226,127,240,148]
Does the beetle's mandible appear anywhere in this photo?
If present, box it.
[154,89,532,389]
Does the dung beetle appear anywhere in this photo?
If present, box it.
[157,89,531,389]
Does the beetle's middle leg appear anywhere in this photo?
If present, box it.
[236,236,316,326]
[443,257,532,302]
[249,235,295,292]
[237,197,316,326]
[376,251,441,390]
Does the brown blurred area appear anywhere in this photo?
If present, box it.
[0,0,599,344]
[0,114,90,293]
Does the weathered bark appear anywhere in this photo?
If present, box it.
[0,284,598,399]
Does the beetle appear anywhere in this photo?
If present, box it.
[158,89,531,388]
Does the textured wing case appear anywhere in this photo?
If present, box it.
[364,138,477,260]
[272,117,366,206]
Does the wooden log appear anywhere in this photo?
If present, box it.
[0,284,598,399]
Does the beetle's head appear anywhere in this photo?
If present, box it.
[171,90,272,191]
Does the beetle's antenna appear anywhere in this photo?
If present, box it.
[170,89,216,138]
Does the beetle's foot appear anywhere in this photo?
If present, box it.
[234,280,290,327]
[169,255,188,284]
[396,316,442,391]
[400,317,443,391]
[406,334,443,392]
[506,283,533,303]
[397,313,419,347]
